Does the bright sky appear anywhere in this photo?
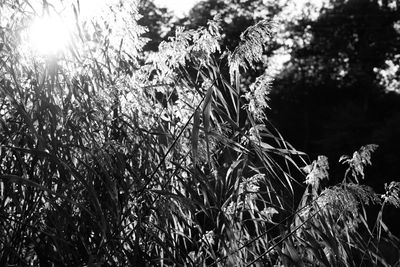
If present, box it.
[154,0,200,17]
[23,0,327,58]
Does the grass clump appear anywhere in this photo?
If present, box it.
[0,1,399,266]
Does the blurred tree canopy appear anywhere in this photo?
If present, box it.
[269,0,400,181]
[137,0,174,51]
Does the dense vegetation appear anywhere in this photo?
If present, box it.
[0,0,399,266]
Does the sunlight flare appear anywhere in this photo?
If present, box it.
[28,15,71,55]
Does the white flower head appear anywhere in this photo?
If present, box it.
[202,230,215,246]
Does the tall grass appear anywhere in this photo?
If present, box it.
[0,0,399,266]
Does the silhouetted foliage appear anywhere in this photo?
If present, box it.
[138,0,174,51]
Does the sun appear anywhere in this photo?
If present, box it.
[28,15,71,56]
[23,0,124,57]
